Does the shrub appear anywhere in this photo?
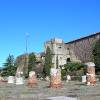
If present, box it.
[64,62,84,76]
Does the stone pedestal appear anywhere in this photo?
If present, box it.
[15,77,24,85]
[85,62,96,86]
[15,72,24,85]
[50,68,62,88]
[66,75,71,82]
[27,71,37,87]
[8,76,15,84]
[82,75,86,83]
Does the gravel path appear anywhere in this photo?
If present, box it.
[0,80,100,100]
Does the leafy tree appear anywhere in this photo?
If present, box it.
[28,52,36,74]
[1,54,16,76]
[43,46,52,76]
[92,39,100,70]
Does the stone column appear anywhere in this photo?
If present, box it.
[85,62,96,86]
[50,68,62,88]
[27,71,37,87]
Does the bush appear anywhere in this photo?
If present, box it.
[61,69,67,80]
[64,62,84,76]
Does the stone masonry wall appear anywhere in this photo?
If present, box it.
[65,32,100,63]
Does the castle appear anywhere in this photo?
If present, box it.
[16,32,100,73]
[44,32,100,68]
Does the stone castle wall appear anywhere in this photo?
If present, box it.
[65,32,100,63]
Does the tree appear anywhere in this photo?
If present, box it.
[3,54,14,67]
[28,52,36,74]
[92,39,100,70]
[56,55,59,68]
[43,46,52,76]
[1,54,16,76]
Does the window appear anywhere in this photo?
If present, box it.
[67,58,71,62]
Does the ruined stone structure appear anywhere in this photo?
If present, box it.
[50,68,62,88]
[85,62,96,85]
[16,53,44,76]
[16,53,28,75]
[44,32,100,68]
[27,71,37,87]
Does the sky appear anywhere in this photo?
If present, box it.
[0,0,100,67]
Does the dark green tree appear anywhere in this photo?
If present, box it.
[92,39,100,70]
[1,54,16,76]
[3,54,14,67]
[28,52,36,74]
[43,46,52,76]
[56,55,59,68]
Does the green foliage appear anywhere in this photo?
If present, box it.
[61,68,67,80]
[92,39,100,69]
[56,56,59,68]
[3,54,14,67]
[65,62,84,71]
[28,52,36,73]
[1,54,16,76]
[63,62,84,76]
[43,46,52,76]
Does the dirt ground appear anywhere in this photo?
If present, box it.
[0,80,100,100]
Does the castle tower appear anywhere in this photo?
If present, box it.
[44,38,70,68]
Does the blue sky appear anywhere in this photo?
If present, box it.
[0,0,100,67]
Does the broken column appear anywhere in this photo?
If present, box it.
[27,71,37,87]
[50,68,62,88]
[85,62,96,85]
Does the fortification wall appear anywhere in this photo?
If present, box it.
[65,32,100,63]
